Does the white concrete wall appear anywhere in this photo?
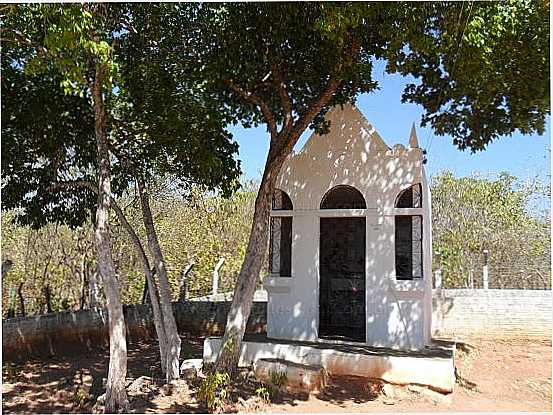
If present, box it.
[433,289,552,338]
[265,104,432,350]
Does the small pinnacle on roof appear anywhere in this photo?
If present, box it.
[409,122,419,148]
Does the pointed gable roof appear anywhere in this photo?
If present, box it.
[297,103,390,157]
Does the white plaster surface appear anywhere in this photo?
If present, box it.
[204,337,454,393]
[265,103,433,350]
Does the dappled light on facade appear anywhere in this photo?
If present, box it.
[262,103,432,351]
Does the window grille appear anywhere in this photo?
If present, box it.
[321,185,366,209]
[396,184,422,208]
[270,189,293,277]
[394,184,423,280]
[272,189,293,210]
[395,215,423,280]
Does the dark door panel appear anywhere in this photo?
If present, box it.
[319,217,366,342]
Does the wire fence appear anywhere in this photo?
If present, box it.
[435,248,551,290]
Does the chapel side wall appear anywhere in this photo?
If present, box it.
[266,214,319,342]
[422,168,433,345]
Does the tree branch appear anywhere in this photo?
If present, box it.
[0,29,48,55]
[284,34,361,152]
[46,179,153,274]
[271,62,293,136]
[47,180,97,193]
[224,79,278,139]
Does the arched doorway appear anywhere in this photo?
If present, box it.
[319,185,366,342]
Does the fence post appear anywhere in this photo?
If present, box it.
[212,257,225,296]
[482,249,490,290]
[178,262,194,302]
[434,251,442,290]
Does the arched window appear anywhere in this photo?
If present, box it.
[395,184,422,208]
[320,185,366,209]
[270,189,292,277]
[394,184,423,280]
[272,189,293,210]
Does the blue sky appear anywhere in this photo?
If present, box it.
[230,62,551,184]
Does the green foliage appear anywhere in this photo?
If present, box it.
[197,371,231,413]
[255,385,271,403]
[19,4,122,93]
[1,183,257,315]
[1,44,97,228]
[432,171,551,288]
[190,2,382,134]
[188,2,548,146]
[255,370,287,403]
[71,387,91,408]
[1,213,97,317]
[3,362,18,383]
[386,0,550,149]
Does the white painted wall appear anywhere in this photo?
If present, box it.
[264,103,432,350]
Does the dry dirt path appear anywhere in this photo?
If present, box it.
[2,336,551,413]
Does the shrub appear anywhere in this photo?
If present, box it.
[197,371,231,413]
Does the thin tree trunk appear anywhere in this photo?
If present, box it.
[7,285,16,318]
[178,263,194,302]
[110,198,169,376]
[91,66,128,413]
[43,285,53,314]
[214,151,285,376]
[142,276,150,305]
[137,178,181,382]
[89,266,100,310]
[17,282,25,317]
[80,254,87,310]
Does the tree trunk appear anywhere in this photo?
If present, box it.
[7,285,16,318]
[142,275,150,305]
[91,66,128,413]
[89,266,101,310]
[110,198,169,377]
[43,285,53,314]
[214,70,342,376]
[17,282,25,317]
[137,178,181,382]
[214,150,285,376]
[79,254,87,310]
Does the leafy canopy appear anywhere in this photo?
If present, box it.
[1,3,241,229]
[191,1,549,148]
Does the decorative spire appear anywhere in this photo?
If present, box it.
[409,122,419,148]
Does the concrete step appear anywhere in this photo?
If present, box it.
[253,358,328,393]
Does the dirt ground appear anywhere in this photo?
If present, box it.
[2,335,551,413]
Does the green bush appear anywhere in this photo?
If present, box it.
[197,371,231,413]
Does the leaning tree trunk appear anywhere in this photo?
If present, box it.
[92,66,128,413]
[110,198,169,376]
[137,178,181,382]
[213,74,342,375]
[214,152,285,376]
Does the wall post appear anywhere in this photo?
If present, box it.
[483,249,490,290]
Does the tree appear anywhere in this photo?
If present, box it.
[187,1,549,374]
[2,1,241,389]
[104,3,241,381]
[2,4,131,410]
[432,171,551,289]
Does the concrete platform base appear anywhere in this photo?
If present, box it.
[254,358,328,393]
[203,334,455,393]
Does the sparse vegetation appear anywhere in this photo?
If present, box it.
[197,371,231,413]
